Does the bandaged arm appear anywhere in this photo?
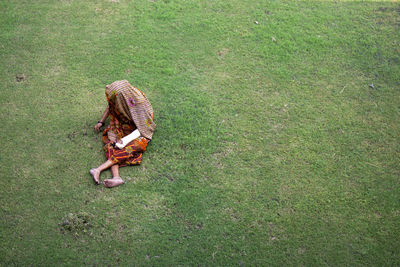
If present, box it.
[116,129,141,149]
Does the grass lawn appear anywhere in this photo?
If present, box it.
[0,0,399,265]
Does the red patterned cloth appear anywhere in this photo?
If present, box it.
[103,137,149,167]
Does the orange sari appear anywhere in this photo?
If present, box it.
[101,81,154,167]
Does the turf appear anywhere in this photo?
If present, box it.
[0,0,399,265]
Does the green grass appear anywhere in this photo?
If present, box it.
[0,0,399,265]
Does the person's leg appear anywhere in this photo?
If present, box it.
[96,138,149,187]
[104,164,124,188]
[97,159,115,172]
[90,159,115,185]
[110,164,120,177]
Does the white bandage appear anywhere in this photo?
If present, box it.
[116,129,141,149]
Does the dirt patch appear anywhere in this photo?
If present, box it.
[218,48,229,58]
[59,212,94,236]
[15,74,26,82]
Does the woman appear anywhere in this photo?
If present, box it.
[90,80,156,188]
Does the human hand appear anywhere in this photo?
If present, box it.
[115,139,125,149]
[94,122,103,132]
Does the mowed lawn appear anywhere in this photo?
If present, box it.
[0,0,399,265]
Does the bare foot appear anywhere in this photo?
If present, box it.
[104,177,124,188]
[90,168,100,185]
